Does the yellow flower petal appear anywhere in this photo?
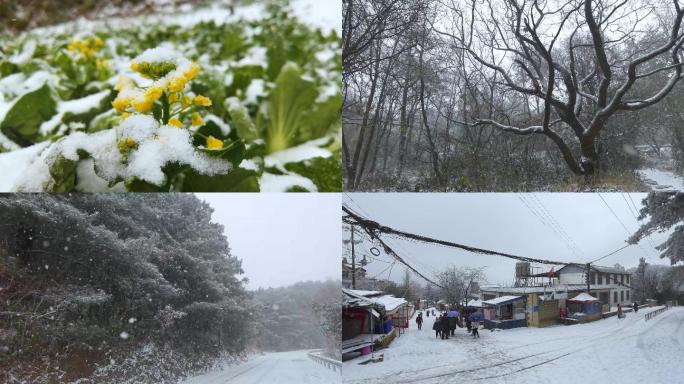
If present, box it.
[181,95,192,108]
[206,136,223,150]
[168,116,183,128]
[193,95,212,107]
[112,97,131,112]
[191,113,204,127]
[184,62,201,81]
[168,92,180,104]
[132,97,154,113]
[120,112,131,120]
[145,86,163,102]
[168,77,187,93]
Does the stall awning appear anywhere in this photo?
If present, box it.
[567,293,598,303]
[482,295,523,306]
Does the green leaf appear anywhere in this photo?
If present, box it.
[0,84,56,147]
[47,154,78,192]
[264,62,319,153]
[0,61,18,77]
[227,65,265,95]
[181,168,260,192]
[284,152,342,192]
[228,103,259,142]
[299,93,341,142]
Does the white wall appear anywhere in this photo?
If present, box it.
[559,272,585,285]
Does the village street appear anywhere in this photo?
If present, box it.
[343,306,684,384]
[182,350,341,384]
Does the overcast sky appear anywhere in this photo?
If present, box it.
[343,193,672,287]
[196,193,340,290]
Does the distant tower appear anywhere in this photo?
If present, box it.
[515,262,531,287]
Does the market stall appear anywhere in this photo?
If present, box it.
[482,295,527,329]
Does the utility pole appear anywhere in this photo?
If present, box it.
[351,224,356,289]
[586,263,591,294]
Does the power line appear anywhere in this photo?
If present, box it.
[343,203,638,290]
[343,204,570,265]
[596,193,652,261]
[527,194,584,258]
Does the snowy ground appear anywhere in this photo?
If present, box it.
[182,350,341,384]
[637,168,684,191]
[343,306,684,384]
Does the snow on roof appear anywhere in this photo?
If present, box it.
[347,289,383,297]
[482,295,523,306]
[372,295,407,312]
[568,293,598,302]
[466,299,483,308]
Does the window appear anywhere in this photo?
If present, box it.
[598,274,603,285]
[621,274,624,284]
[627,291,630,301]
[613,291,618,303]
[621,291,624,301]
[627,275,630,284]
[591,273,596,285]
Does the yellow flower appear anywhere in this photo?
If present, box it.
[132,97,154,113]
[193,95,212,107]
[67,39,79,52]
[168,77,187,93]
[184,62,201,81]
[168,116,183,128]
[96,59,109,69]
[112,96,131,112]
[206,136,223,150]
[130,62,141,73]
[181,95,192,108]
[92,37,104,51]
[191,113,204,126]
[168,92,180,104]
[145,86,163,101]
[120,112,131,120]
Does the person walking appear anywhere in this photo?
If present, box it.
[471,320,480,338]
[416,312,423,330]
[466,316,472,334]
[633,302,639,313]
[617,303,624,319]
[447,314,457,336]
[433,316,441,338]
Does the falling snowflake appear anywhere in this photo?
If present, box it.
[128,317,137,324]
[120,331,129,340]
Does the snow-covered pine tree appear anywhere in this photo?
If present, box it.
[0,194,250,382]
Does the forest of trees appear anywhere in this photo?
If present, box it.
[343,0,684,191]
[0,194,340,383]
[251,280,341,360]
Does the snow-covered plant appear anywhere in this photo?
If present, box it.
[0,3,342,191]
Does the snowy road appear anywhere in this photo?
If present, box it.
[343,306,684,384]
[182,350,341,384]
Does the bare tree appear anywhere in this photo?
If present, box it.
[437,266,487,307]
[435,0,684,176]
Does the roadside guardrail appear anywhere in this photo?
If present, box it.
[645,305,668,321]
[308,350,342,373]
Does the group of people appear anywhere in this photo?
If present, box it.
[415,310,480,339]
